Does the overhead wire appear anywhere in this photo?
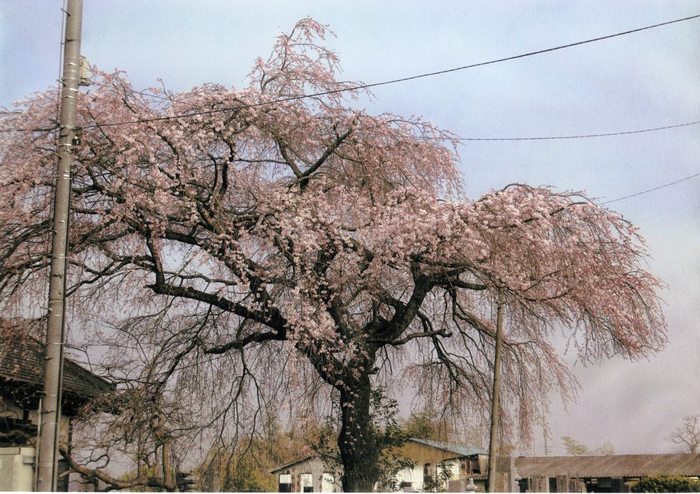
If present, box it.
[1,13,698,134]
[602,172,700,204]
[454,120,700,141]
[330,13,700,97]
[2,13,698,203]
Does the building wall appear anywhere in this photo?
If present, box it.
[396,463,424,489]
[396,458,463,491]
[1,390,70,446]
[0,447,35,491]
[274,457,341,492]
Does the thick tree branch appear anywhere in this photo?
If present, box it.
[298,127,353,189]
[60,447,160,491]
[146,281,287,335]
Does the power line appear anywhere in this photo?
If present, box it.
[336,13,700,95]
[455,120,700,142]
[603,172,700,204]
[1,13,698,134]
[74,12,700,130]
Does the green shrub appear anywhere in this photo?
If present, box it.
[632,476,700,492]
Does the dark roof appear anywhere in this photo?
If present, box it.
[515,454,700,478]
[0,332,114,401]
[408,437,487,457]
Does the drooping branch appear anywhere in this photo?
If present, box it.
[60,447,161,491]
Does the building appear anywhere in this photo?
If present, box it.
[272,438,700,493]
[269,438,491,493]
[393,438,489,492]
[270,455,341,492]
[0,330,114,491]
[514,453,700,493]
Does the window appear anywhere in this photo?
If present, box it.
[279,473,292,492]
[321,473,334,492]
[300,473,313,493]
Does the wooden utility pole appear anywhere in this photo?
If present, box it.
[37,0,83,490]
[487,290,505,493]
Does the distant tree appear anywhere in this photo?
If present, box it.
[562,436,589,456]
[671,415,700,454]
[562,436,614,456]
[197,434,285,492]
[401,410,455,442]
[0,17,666,491]
[595,442,615,456]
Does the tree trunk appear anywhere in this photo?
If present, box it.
[338,372,379,492]
[162,440,176,492]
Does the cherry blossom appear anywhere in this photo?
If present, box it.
[0,19,665,492]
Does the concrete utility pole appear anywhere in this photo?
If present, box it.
[37,0,83,490]
[487,290,505,493]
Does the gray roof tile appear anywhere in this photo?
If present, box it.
[515,454,700,478]
[0,330,114,400]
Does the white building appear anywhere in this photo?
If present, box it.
[270,438,489,492]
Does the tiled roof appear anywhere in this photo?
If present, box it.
[0,331,114,400]
[408,437,487,457]
[515,454,700,478]
[269,455,320,474]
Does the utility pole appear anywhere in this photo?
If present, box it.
[487,290,505,493]
[37,0,83,490]
[543,413,550,456]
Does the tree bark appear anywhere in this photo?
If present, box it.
[162,440,176,492]
[338,371,379,492]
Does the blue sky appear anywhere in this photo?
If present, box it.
[1,0,698,454]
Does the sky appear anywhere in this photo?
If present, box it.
[1,0,698,456]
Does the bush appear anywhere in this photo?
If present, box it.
[632,476,700,492]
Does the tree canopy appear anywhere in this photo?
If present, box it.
[0,18,666,491]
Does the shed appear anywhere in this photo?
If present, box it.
[514,454,700,492]
[270,455,341,492]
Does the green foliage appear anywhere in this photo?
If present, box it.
[196,439,286,492]
[309,417,343,481]
[196,392,412,493]
[402,410,454,442]
[631,476,700,492]
[196,418,313,492]
[368,388,414,491]
[370,388,409,450]
[422,461,455,493]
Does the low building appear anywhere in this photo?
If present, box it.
[514,453,700,493]
[0,330,114,491]
[270,455,341,492]
[272,440,700,493]
[393,438,488,492]
[269,438,490,493]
